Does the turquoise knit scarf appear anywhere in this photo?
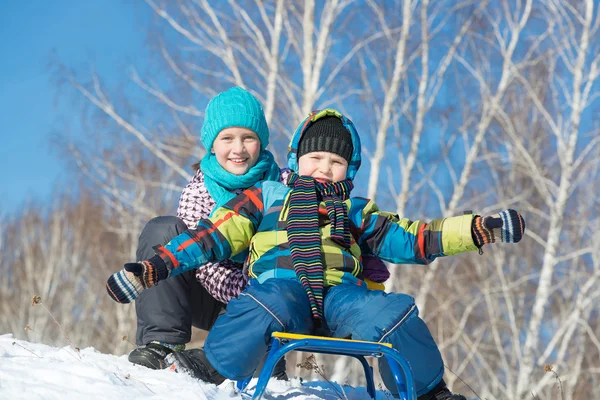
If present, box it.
[201,150,281,215]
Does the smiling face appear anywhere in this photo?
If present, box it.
[212,127,261,175]
[298,151,349,183]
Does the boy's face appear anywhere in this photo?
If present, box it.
[212,127,261,175]
[298,151,348,183]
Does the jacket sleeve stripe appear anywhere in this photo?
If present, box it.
[417,223,427,261]
[240,187,263,212]
[177,212,236,252]
[155,245,180,269]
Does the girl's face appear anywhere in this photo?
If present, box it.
[298,151,348,183]
[212,127,261,175]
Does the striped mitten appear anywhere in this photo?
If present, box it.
[106,255,168,303]
[472,209,525,247]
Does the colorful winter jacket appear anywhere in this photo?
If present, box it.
[176,167,290,303]
[158,183,477,285]
[154,109,479,286]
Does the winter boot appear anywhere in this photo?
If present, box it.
[128,342,184,370]
[272,357,288,380]
[254,352,288,381]
[417,379,467,400]
[166,348,226,385]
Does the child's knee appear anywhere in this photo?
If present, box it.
[326,286,416,341]
[244,279,313,333]
[205,279,312,380]
[137,216,188,260]
[144,216,187,234]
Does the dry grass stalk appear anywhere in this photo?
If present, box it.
[31,295,81,360]
[11,341,42,358]
[544,364,564,400]
[297,354,348,399]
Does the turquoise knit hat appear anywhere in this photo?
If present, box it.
[201,86,270,151]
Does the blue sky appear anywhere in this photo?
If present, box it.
[0,0,148,215]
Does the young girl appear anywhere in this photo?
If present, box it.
[128,86,286,370]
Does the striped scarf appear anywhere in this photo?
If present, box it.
[287,172,354,321]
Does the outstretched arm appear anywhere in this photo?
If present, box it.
[349,198,524,265]
[106,185,265,303]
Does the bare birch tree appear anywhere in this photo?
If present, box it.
[420,1,600,398]
[0,194,138,355]
[511,1,600,397]
[411,0,534,308]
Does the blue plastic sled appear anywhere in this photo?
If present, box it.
[237,332,417,400]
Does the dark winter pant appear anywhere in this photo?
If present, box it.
[204,279,445,397]
[134,216,225,345]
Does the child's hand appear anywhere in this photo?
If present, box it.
[472,209,525,247]
[106,256,168,303]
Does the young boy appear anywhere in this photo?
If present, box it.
[107,109,525,400]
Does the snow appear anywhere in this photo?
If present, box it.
[0,334,391,399]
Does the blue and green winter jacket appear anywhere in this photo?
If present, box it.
[154,109,479,286]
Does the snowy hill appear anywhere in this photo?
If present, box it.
[0,334,391,399]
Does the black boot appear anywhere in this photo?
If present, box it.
[166,348,226,385]
[254,352,288,381]
[128,342,175,370]
[417,379,467,400]
[272,357,288,381]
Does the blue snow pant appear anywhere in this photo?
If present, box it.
[204,279,444,397]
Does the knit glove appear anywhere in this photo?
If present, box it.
[472,209,525,248]
[106,255,169,303]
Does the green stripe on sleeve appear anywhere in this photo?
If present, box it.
[441,214,478,255]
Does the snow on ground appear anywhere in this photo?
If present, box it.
[0,334,391,399]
